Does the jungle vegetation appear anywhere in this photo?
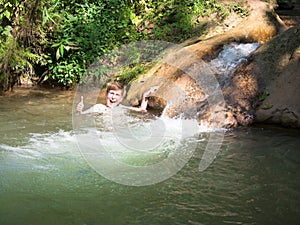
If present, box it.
[0,0,256,91]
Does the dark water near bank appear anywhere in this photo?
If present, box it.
[0,88,299,225]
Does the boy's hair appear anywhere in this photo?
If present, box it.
[106,81,124,94]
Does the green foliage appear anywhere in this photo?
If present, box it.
[258,91,269,101]
[115,63,154,84]
[43,0,140,86]
[261,103,273,110]
[229,3,249,18]
[0,36,37,91]
[0,0,46,90]
[0,0,249,90]
[130,0,231,42]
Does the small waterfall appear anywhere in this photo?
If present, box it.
[159,42,261,125]
[209,42,260,85]
[211,43,260,73]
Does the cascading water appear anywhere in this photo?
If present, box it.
[210,42,260,85]
[212,43,260,72]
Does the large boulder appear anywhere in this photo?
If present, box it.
[253,26,300,127]
[123,0,283,128]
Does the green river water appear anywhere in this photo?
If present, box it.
[0,87,299,225]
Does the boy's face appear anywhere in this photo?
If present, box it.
[106,89,123,108]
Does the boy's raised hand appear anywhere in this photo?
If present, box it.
[140,86,159,112]
[143,86,159,98]
[76,96,84,114]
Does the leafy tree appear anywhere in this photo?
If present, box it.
[0,0,46,91]
[0,0,248,91]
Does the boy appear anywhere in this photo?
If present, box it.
[76,81,156,114]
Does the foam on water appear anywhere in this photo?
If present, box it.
[1,111,219,184]
[0,129,82,173]
[72,110,227,186]
[0,114,217,166]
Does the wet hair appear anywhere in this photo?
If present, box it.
[106,81,124,95]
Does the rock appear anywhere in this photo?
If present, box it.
[255,42,300,127]
[124,0,300,128]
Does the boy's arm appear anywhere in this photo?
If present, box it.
[125,86,159,112]
[124,96,148,112]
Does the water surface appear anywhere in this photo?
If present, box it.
[0,87,299,225]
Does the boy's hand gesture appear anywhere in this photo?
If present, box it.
[76,96,84,114]
[143,86,159,98]
[140,86,159,112]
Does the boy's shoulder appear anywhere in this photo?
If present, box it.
[94,103,108,111]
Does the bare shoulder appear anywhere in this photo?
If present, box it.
[82,103,108,114]
[94,104,107,111]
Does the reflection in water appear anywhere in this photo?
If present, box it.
[0,88,299,225]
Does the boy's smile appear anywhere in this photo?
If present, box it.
[106,89,123,108]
